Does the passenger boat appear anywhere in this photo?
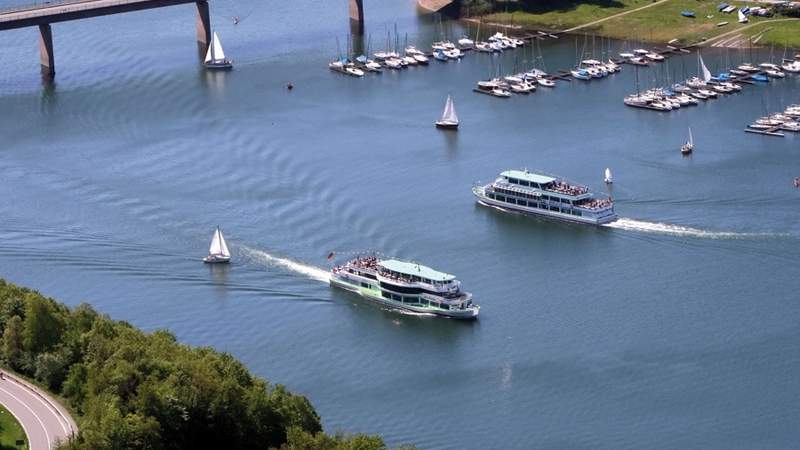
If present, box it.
[204,32,232,69]
[203,227,231,263]
[330,255,479,319]
[435,95,459,129]
[473,169,617,225]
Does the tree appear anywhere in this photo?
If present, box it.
[3,315,23,369]
[22,293,64,353]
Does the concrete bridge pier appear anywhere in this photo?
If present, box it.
[349,0,364,35]
[195,0,210,47]
[38,23,54,78]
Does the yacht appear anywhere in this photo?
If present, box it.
[329,59,365,77]
[435,95,459,129]
[203,227,231,263]
[473,169,617,225]
[571,69,591,80]
[681,127,694,155]
[204,32,232,69]
[457,36,475,48]
[330,255,479,319]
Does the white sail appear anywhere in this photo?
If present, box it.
[688,127,693,146]
[441,95,459,123]
[204,40,213,63]
[209,228,230,257]
[212,32,226,61]
[699,53,712,82]
[738,9,747,23]
[604,167,613,183]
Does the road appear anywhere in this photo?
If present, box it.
[0,373,76,450]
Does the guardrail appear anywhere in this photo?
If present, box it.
[0,0,162,22]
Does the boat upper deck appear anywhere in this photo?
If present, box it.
[379,259,455,283]
[497,169,592,200]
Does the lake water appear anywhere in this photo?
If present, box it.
[1,1,799,448]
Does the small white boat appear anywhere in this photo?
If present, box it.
[646,52,665,61]
[782,61,800,73]
[619,52,635,59]
[604,168,613,184]
[475,42,494,53]
[203,227,231,263]
[435,95,459,129]
[510,82,536,94]
[204,32,232,69]
[434,50,449,62]
[765,69,785,78]
[536,78,555,87]
[737,63,759,72]
[458,37,474,48]
[681,127,693,155]
[633,49,649,55]
[698,88,717,98]
[571,69,591,80]
[444,48,463,59]
[490,88,511,98]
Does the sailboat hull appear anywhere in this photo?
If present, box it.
[435,121,458,129]
[205,61,233,70]
[203,254,231,263]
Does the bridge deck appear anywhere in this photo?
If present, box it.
[0,0,199,30]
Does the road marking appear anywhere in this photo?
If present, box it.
[0,384,51,450]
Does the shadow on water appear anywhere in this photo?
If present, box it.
[440,128,459,155]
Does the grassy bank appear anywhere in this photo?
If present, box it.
[483,0,650,31]
[480,0,800,47]
[0,405,27,450]
[742,20,800,48]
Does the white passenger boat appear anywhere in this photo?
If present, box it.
[330,255,479,319]
[473,169,617,225]
[203,227,231,263]
[204,32,232,69]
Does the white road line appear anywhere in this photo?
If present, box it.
[20,383,70,436]
[0,385,51,450]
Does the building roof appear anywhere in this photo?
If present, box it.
[379,259,455,282]
[501,169,556,185]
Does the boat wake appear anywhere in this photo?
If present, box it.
[240,246,330,283]
[604,218,780,239]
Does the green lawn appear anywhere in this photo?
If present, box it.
[742,20,800,48]
[483,0,651,31]
[0,405,27,450]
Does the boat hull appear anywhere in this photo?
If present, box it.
[203,255,231,263]
[473,187,617,226]
[329,276,479,319]
[435,121,458,129]
[205,61,233,70]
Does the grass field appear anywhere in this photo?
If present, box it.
[0,405,27,450]
[480,0,800,47]
[483,0,651,31]
[742,20,800,48]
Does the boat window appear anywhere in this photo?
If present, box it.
[496,195,505,202]
[518,200,527,207]
[532,183,540,189]
[392,294,401,301]
[360,282,369,288]
[520,180,530,187]
[440,304,449,310]
[382,292,391,299]
[550,206,559,211]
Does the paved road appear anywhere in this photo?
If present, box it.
[0,373,76,450]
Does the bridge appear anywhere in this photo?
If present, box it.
[0,0,367,78]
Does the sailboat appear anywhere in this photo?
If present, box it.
[435,95,459,129]
[204,32,232,69]
[604,168,613,184]
[681,127,694,155]
[203,227,231,263]
[738,8,748,23]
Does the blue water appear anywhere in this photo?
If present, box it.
[1,1,799,448]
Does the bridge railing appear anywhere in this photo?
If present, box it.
[0,0,154,20]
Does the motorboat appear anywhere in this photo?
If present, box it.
[737,63,759,72]
[681,127,694,155]
[457,37,474,48]
[765,69,785,78]
[571,69,591,80]
[646,52,665,61]
[536,78,555,87]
